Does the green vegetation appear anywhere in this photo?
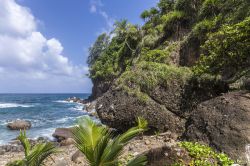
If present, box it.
[6,131,58,166]
[88,0,249,90]
[71,116,148,166]
[193,17,250,82]
[116,62,192,102]
[176,142,234,166]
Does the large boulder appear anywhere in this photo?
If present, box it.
[7,120,31,130]
[96,72,228,134]
[97,88,186,134]
[183,91,250,162]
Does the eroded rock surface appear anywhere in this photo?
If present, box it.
[183,91,250,161]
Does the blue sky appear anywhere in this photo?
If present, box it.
[0,0,157,93]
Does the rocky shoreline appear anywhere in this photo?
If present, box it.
[1,96,249,165]
[0,131,188,166]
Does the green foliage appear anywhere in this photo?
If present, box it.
[199,0,220,19]
[192,19,215,36]
[139,49,171,64]
[72,116,148,166]
[117,62,192,102]
[89,20,142,81]
[178,142,234,166]
[157,0,175,14]
[193,17,250,81]
[7,131,58,166]
[162,10,185,23]
[88,0,250,95]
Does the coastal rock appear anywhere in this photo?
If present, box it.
[66,97,88,104]
[7,120,31,130]
[52,128,74,142]
[96,75,228,134]
[144,146,191,166]
[183,91,250,162]
[84,101,96,113]
[96,88,186,134]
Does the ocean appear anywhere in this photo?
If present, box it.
[0,93,90,145]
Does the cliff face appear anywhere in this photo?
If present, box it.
[87,0,250,162]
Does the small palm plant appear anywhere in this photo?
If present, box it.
[72,116,148,166]
[6,131,58,166]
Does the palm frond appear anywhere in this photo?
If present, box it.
[26,142,58,166]
[72,116,109,164]
[17,130,31,157]
[118,117,148,144]
[72,116,148,166]
[126,155,147,166]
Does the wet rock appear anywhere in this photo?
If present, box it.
[7,120,31,130]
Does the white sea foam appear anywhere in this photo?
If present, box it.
[55,117,73,123]
[70,104,84,111]
[54,100,74,103]
[33,128,56,141]
[0,103,33,108]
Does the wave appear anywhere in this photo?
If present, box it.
[55,117,74,123]
[54,100,73,103]
[69,105,84,111]
[33,128,56,141]
[0,103,33,109]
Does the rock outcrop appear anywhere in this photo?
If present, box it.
[7,120,31,130]
[52,128,74,142]
[183,91,250,162]
[96,75,228,134]
[97,87,186,134]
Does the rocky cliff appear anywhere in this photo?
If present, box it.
[87,0,250,162]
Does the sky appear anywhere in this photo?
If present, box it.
[0,0,158,93]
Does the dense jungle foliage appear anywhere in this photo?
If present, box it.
[88,0,250,94]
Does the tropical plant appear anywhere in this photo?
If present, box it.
[6,131,58,166]
[72,116,148,166]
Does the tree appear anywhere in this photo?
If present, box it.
[72,116,148,166]
[157,0,175,14]
[6,131,58,166]
[88,33,109,66]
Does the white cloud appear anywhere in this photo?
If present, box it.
[0,0,91,93]
[89,0,115,34]
[90,5,97,13]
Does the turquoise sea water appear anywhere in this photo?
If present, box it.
[0,94,90,144]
